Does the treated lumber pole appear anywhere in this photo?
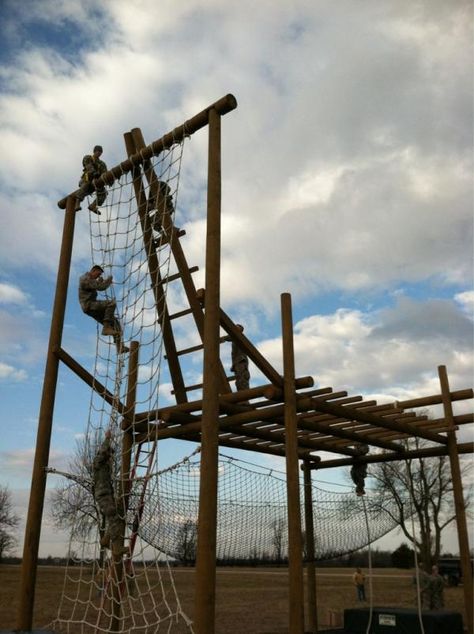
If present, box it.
[57,347,126,415]
[311,441,474,470]
[57,94,238,208]
[111,341,139,632]
[302,462,318,634]
[395,388,473,409]
[438,366,473,634]
[17,196,77,631]
[281,293,304,634]
[194,107,221,634]
[309,400,447,445]
[124,130,187,403]
[133,376,314,422]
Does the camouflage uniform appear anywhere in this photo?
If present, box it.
[92,436,126,556]
[429,570,445,609]
[414,570,432,609]
[78,271,121,334]
[231,341,250,392]
[77,154,108,208]
[147,180,175,232]
[350,443,369,496]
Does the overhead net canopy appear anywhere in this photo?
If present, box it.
[135,452,404,564]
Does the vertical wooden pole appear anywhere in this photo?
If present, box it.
[303,462,318,633]
[110,341,139,632]
[194,107,221,634]
[438,365,473,634]
[281,293,304,634]
[17,196,77,630]
[121,341,139,511]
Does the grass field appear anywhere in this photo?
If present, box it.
[0,564,468,633]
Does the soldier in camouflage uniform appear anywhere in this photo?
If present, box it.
[92,431,127,557]
[429,565,446,609]
[76,145,108,214]
[231,324,250,392]
[78,265,129,354]
[413,568,432,609]
[147,180,175,233]
[350,443,369,496]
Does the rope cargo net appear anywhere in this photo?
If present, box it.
[49,135,194,633]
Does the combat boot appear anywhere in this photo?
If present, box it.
[116,341,130,355]
[88,201,101,215]
[102,323,120,336]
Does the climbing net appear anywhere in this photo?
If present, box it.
[49,134,193,633]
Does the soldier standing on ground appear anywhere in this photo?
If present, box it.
[92,431,128,557]
[429,565,446,609]
[352,567,366,602]
[231,324,250,392]
[350,443,369,496]
[78,265,129,354]
[76,145,108,213]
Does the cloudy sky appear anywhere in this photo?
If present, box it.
[0,0,472,557]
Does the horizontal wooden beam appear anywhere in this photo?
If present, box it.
[310,399,447,445]
[56,347,126,415]
[311,442,474,470]
[58,94,238,208]
[134,376,315,422]
[395,388,473,409]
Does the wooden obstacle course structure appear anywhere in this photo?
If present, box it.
[17,93,473,634]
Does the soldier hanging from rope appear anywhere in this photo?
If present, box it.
[350,443,369,496]
[76,145,108,214]
[231,324,250,394]
[92,430,128,557]
[78,265,129,354]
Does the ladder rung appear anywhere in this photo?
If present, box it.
[170,308,194,320]
[154,228,186,248]
[166,335,231,358]
[163,266,199,284]
[171,375,236,395]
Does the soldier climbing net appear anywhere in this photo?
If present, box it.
[49,134,194,633]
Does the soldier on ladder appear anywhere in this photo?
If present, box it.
[76,145,108,214]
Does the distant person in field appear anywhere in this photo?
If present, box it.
[350,443,369,496]
[231,324,250,392]
[353,567,366,601]
[76,145,108,213]
[78,265,128,354]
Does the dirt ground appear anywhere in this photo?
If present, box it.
[0,564,468,633]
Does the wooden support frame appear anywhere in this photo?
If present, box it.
[17,196,78,631]
[20,91,474,634]
[302,461,318,634]
[281,293,304,634]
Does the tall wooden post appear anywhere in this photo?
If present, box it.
[303,462,318,633]
[110,341,140,632]
[17,196,77,630]
[438,365,473,634]
[194,107,222,634]
[281,293,305,634]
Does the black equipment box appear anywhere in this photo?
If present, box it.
[344,606,463,634]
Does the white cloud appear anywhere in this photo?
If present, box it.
[0,282,28,305]
[0,361,27,381]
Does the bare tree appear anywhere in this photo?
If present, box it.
[0,485,20,562]
[176,519,197,565]
[369,436,472,570]
[49,430,111,540]
[270,517,286,562]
